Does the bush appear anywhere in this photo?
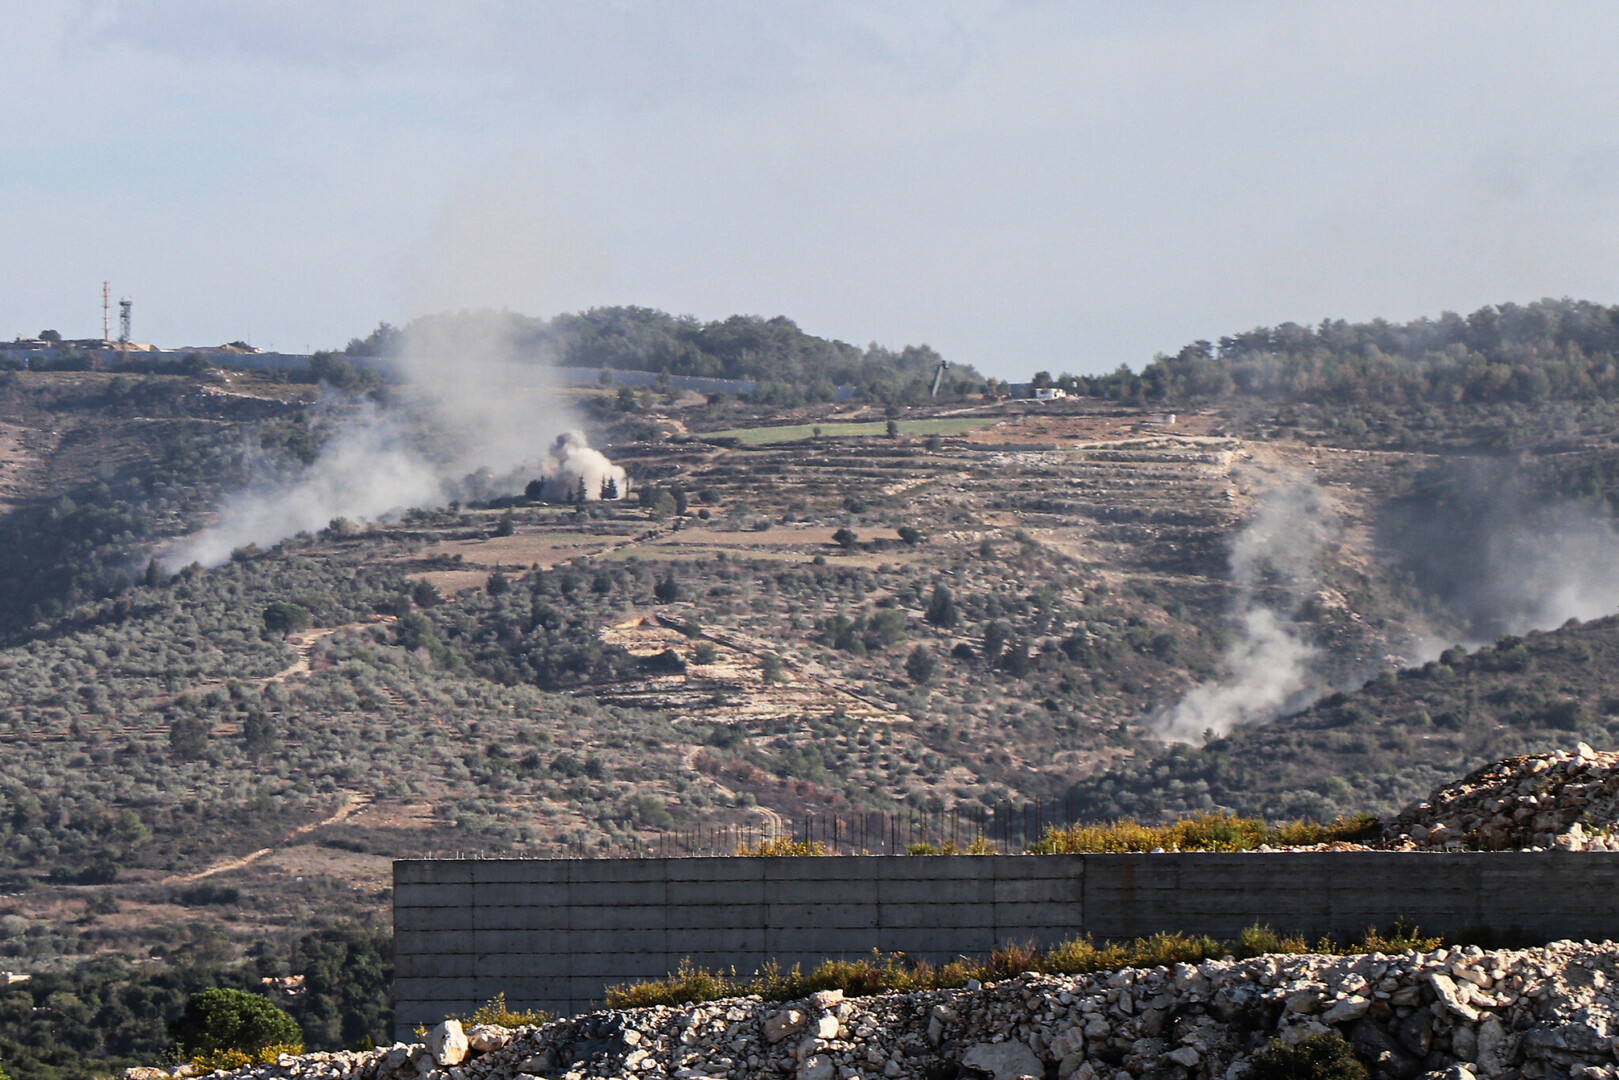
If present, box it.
[262,601,312,635]
[170,988,304,1058]
[1247,1032,1368,1080]
[905,646,936,685]
[1029,812,1380,853]
[456,993,550,1028]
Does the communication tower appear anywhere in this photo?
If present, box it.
[118,298,132,367]
[102,282,110,342]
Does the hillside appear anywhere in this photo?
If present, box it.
[1067,616,1619,823]
[6,302,1619,1075]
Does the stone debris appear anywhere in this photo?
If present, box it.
[1381,746,1619,851]
[130,939,1619,1080]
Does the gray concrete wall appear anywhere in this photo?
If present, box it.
[393,853,1619,1036]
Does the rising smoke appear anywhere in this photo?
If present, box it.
[537,431,628,501]
[1379,458,1619,639]
[165,311,624,568]
[1153,480,1336,744]
[1156,456,1619,744]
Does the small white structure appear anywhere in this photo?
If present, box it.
[1144,413,1177,425]
[1033,386,1067,401]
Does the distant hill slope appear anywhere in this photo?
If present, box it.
[346,307,984,401]
[1068,615,1619,823]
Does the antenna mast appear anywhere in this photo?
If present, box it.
[102,282,110,342]
[118,297,132,368]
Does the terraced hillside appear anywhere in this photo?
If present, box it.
[5,365,1619,1004]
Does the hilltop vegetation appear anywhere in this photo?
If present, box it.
[348,307,986,403]
[1098,297,1619,405]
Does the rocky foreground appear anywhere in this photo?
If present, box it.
[149,940,1619,1080]
[1381,745,1619,852]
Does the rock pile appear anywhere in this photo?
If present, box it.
[1381,745,1619,852]
[139,940,1619,1080]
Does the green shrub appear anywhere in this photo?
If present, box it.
[453,993,550,1028]
[603,921,1439,1011]
[170,988,304,1058]
[262,601,312,635]
[1247,1032,1368,1080]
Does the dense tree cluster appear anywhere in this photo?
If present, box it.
[1081,299,1619,405]
[358,308,984,403]
[0,925,389,1080]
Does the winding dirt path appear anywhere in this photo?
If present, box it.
[162,792,371,884]
[267,616,397,683]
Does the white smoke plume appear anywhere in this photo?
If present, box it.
[167,401,442,568]
[1153,480,1335,744]
[537,431,628,501]
[1380,462,1619,640]
[164,311,624,568]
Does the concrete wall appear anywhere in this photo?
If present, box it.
[393,853,1619,1035]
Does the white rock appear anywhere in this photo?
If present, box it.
[1427,972,1480,1022]
[764,1009,809,1044]
[465,1025,510,1054]
[797,1053,834,1080]
[809,989,844,1010]
[1320,995,1369,1024]
[427,1021,470,1067]
[961,1040,1045,1080]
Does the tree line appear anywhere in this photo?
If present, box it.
[1049,298,1619,405]
[340,307,986,403]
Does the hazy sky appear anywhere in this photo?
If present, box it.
[4,2,1619,378]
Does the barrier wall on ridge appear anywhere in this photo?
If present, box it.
[392,852,1619,1036]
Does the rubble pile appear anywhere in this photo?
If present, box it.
[1381,745,1619,852]
[139,940,1619,1080]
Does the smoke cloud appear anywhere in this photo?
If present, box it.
[1153,480,1335,744]
[1157,457,1619,745]
[164,311,624,568]
[538,431,628,502]
[1380,458,1619,640]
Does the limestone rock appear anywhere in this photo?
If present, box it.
[961,1040,1044,1080]
[764,1008,809,1043]
[808,989,844,1010]
[797,1052,834,1080]
[427,1020,469,1067]
[113,938,1619,1080]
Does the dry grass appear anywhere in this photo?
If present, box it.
[1027,811,1380,853]
[602,920,1441,1009]
[735,837,828,856]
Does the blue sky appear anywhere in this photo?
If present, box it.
[4,1,1619,378]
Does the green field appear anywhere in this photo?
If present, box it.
[700,417,995,445]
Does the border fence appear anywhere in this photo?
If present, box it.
[591,801,1086,859]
